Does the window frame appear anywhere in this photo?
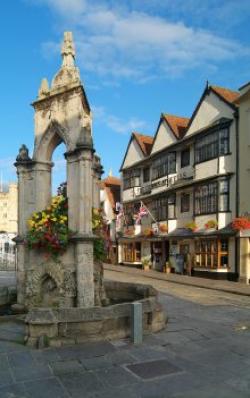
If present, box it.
[181,148,190,168]
[194,127,230,165]
[195,238,229,269]
[152,152,176,181]
[181,193,190,213]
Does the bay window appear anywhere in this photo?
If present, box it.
[123,169,140,190]
[195,127,229,164]
[152,152,176,180]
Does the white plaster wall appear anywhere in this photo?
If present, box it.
[123,139,144,169]
[195,214,217,230]
[168,219,177,232]
[175,190,193,228]
[195,158,218,180]
[187,91,234,136]
[151,120,177,154]
[218,212,232,229]
[122,188,135,202]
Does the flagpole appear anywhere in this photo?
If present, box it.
[140,200,157,224]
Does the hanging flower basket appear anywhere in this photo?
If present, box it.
[124,228,134,236]
[143,228,154,237]
[231,217,250,231]
[205,220,218,230]
[159,224,168,233]
[185,221,198,232]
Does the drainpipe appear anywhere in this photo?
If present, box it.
[234,109,239,279]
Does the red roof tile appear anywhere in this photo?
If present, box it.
[133,132,154,156]
[101,176,121,211]
[162,114,190,139]
[102,176,121,186]
[211,85,239,104]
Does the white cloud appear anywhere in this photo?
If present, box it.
[92,106,148,134]
[32,0,250,81]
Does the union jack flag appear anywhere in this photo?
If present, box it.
[135,205,149,225]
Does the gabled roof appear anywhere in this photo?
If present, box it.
[133,132,154,156]
[101,176,121,211]
[162,114,190,139]
[102,176,121,186]
[210,85,240,105]
[120,131,153,171]
[186,83,239,133]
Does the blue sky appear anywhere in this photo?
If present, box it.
[1,0,250,190]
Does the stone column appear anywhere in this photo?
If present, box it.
[33,161,53,212]
[66,138,95,307]
[15,160,35,306]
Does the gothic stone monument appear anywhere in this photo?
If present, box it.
[15,32,166,347]
[15,32,102,310]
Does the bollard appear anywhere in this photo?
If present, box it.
[131,302,143,345]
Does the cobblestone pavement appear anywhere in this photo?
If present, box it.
[0,270,250,397]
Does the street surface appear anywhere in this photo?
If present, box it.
[0,269,249,397]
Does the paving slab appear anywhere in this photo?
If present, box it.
[23,377,69,398]
[49,359,85,375]
[0,383,27,398]
[59,371,105,397]
[127,358,182,380]
[95,366,139,388]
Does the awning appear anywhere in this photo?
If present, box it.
[118,225,236,242]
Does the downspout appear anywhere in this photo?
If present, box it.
[234,109,239,279]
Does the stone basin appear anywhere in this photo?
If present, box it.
[25,281,167,348]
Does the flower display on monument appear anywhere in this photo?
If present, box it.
[26,184,69,256]
[26,182,107,260]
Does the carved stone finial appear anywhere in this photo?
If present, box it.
[38,78,50,98]
[16,144,31,162]
[51,32,80,89]
[62,31,76,68]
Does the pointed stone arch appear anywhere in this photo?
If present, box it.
[34,120,72,162]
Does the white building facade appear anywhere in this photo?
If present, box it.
[118,84,245,281]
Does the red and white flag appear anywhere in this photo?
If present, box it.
[135,205,149,225]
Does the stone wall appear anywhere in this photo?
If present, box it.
[25,281,167,348]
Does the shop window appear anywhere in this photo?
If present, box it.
[181,193,190,213]
[181,148,190,168]
[123,242,141,263]
[195,239,228,269]
[124,243,133,262]
[135,242,141,262]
